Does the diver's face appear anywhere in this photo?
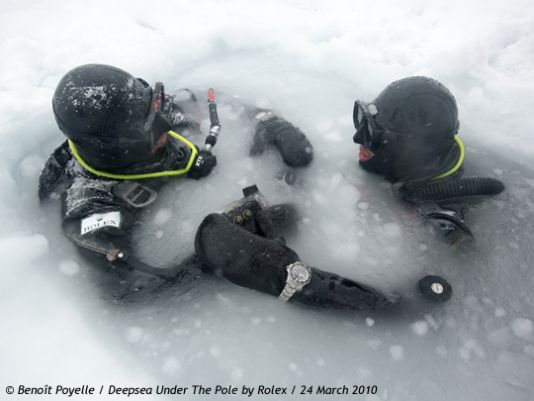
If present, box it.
[353,100,380,166]
[357,144,393,179]
[352,100,395,179]
[352,100,381,159]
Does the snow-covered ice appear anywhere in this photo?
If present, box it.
[511,318,533,340]
[411,320,429,336]
[389,345,404,361]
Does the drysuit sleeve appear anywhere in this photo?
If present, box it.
[60,175,178,278]
[249,110,314,167]
[61,175,134,264]
[39,143,134,267]
[195,213,393,310]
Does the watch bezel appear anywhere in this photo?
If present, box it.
[286,262,312,285]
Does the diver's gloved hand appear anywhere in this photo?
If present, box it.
[195,213,394,310]
[188,150,217,179]
[251,112,313,167]
[195,213,291,295]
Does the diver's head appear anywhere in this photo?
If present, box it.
[353,76,460,182]
[52,64,172,172]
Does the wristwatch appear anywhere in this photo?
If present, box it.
[279,261,312,301]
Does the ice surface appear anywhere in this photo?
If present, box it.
[511,318,533,339]
[125,327,145,344]
[410,320,429,336]
[389,345,404,361]
[59,259,81,276]
[1,0,534,400]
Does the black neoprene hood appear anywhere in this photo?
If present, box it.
[52,64,155,171]
[356,76,461,182]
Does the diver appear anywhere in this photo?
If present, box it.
[39,63,391,310]
[352,76,505,244]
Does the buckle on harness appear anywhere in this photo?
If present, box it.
[114,182,158,208]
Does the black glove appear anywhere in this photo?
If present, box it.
[251,114,313,167]
[188,150,217,179]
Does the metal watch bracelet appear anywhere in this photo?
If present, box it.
[279,261,312,301]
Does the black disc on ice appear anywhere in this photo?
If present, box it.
[418,275,452,302]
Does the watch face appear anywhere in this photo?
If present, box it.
[290,263,310,283]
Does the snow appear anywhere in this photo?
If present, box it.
[1,0,534,400]
[0,234,49,265]
[511,318,534,339]
[435,345,448,357]
[153,208,173,225]
[411,320,429,336]
[125,327,145,344]
[59,259,81,276]
[494,307,507,318]
[161,357,181,376]
[389,345,404,361]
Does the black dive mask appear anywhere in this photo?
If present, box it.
[144,82,172,150]
[352,100,407,152]
[352,100,382,151]
[352,99,410,180]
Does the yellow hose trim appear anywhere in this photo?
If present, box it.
[433,135,465,180]
[68,130,198,180]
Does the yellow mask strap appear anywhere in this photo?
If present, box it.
[68,130,198,180]
[433,135,465,180]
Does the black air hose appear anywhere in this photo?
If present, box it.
[410,177,504,202]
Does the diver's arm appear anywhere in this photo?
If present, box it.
[61,209,180,278]
[60,175,182,278]
[166,90,314,168]
[195,213,393,310]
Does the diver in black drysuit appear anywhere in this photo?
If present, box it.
[39,64,392,310]
[352,76,505,245]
